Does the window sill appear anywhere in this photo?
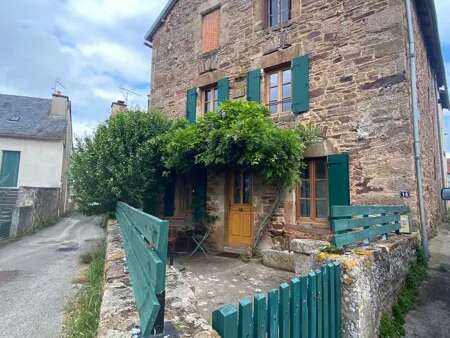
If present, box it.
[265,21,293,34]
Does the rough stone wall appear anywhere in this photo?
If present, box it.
[150,0,443,236]
[411,2,446,234]
[11,187,60,234]
[261,234,419,338]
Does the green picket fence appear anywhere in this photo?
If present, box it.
[212,262,342,338]
[331,205,408,248]
[116,202,169,336]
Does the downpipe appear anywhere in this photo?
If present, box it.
[405,0,429,257]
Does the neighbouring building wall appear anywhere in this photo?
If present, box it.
[411,2,446,234]
[151,0,423,231]
[0,136,64,188]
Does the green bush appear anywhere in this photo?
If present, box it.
[70,111,172,214]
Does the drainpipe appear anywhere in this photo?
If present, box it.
[405,0,429,257]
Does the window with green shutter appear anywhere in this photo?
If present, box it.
[186,88,198,123]
[217,78,229,105]
[327,154,350,211]
[292,55,310,113]
[247,69,261,102]
[0,151,20,188]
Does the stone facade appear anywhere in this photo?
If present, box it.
[149,0,446,248]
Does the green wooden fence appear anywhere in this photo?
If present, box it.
[116,202,169,336]
[331,205,408,248]
[212,262,342,338]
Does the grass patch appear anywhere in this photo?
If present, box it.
[379,247,427,338]
[62,244,106,338]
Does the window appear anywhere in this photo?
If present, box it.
[265,67,292,115]
[297,158,329,222]
[202,9,220,53]
[267,0,291,27]
[203,85,218,113]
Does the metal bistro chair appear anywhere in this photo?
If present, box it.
[190,225,211,256]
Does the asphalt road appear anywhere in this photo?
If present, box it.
[404,222,450,337]
[0,214,105,338]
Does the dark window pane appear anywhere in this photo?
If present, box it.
[300,180,310,198]
[280,0,290,23]
[300,199,311,217]
[316,199,329,218]
[270,0,279,26]
[282,83,291,99]
[270,87,278,101]
[282,69,291,84]
[300,164,310,179]
[234,173,241,203]
[243,171,252,203]
[282,99,291,112]
[315,159,327,179]
[315,180,328,199]
[213,100,218,111]
[269,103,277,114]
[270,72,278,87]
[205,89,211,101]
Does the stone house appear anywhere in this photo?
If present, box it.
[145,0,448,253]
[0,92,72,238]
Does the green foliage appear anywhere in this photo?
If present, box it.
[163,101,319,187]
[70,111,172,214]
[379,247,428,338]
[63,244,105,338]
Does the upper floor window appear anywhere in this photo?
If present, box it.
[202,9,220,53]
[265,67,292,115]
[268,0,291,27]
[203,85,218,113]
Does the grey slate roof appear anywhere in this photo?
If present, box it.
[0,94,67,140]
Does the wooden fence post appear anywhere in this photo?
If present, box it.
[268,289,279,338]
[316,270,323,338]
[212,305,238,338]
[253,293,267,338]
[328,263,336,338]
[300,276,309,338]
[238,298,253,338]
[279,283,290,338]
[334,262,342,338]
[308,272,317,338]
[321,265,329,338]
[291,278,301,338]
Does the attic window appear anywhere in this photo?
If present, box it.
[8,116,20,122]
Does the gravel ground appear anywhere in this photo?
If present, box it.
[0,214,105,338]
[404,222,450,338]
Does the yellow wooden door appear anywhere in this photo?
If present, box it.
[228,171,253,247]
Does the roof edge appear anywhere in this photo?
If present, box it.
[145,0,179,42]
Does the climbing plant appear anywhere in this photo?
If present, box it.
[163,101,319,187]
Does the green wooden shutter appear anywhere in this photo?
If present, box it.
[186,88,198,123]
[0,151,20,188]
[247,69,261,102]
[327,154,350,211]
[217,78,230,105]
[292,55,310,113]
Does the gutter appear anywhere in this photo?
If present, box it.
[405,0,429,257]
[144,0,178,43]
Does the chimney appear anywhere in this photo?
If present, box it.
[50,91,70,118]
[111,100,127,117]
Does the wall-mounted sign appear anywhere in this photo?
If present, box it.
[400,191,411,198]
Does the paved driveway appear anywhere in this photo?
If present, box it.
[0,214,105,338]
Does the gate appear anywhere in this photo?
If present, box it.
[212,262,342,338]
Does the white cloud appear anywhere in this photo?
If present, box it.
[435,0,450,44]
[67,0,166,25]
[78,41,149,83]
[72,119,100,139]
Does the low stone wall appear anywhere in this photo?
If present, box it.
[10,187,60,236]
[98,220,218,338]
[262,234,419,338]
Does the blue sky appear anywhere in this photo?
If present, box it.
[1,0,449,149]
